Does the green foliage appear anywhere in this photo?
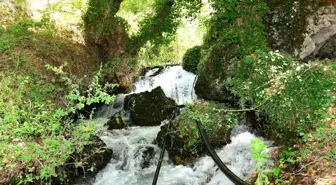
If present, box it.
[182,46,202,73]
[0,19,37,54]
[0,64,115,184]
[40,0,88,26]
[135,2,206,66]
[46,63,116,108]
[231,50,335,142]
[84,0,128,39]
[127,0,180,55]
[173,0,203,19]
[274,124,336,184]
[251,139,270,185]
[171,101,237,155]
[204,0,268,55]
[117,0,157,36]
[195,0,269,102]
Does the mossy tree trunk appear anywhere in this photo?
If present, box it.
[83,0,127,61]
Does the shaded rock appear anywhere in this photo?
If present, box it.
[125,87,179,126]
[264,1,336,59]
[195,44,238,104]
[106,116,125,130]
[54,137,112,184]
[101,57,141,92]
[300,5,336,59]
[182,46,202,74]
[134,146,155,169]
[156,101,237,165]
[316,34,336,59]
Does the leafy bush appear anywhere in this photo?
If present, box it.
[182,45,202,73]
[0,64,115,184]
[163,101,238,164]
[195,0,269,102]
[230,50,335,142]
[0,20,36,54]
[251,139,271,185]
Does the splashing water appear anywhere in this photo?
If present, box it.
[80,65,275,185]
[81,123,273,185]
[92,66,197,120]
[132,66,197,105]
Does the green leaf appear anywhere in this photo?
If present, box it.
[76,103,85,110]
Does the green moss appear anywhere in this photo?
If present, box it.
[182,46,202,74]
[195,0,268,102]
[264,0,330,53]
[165,101,238,164]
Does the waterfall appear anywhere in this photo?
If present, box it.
[79,66,275,185]
[132,66,197,105]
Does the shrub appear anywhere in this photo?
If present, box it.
[161,101,238,164]
[0,64,116,184]
[230,50,335,142]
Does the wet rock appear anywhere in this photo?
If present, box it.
[124,87,179,126]
[156,101,236,165]
[106,115,125,130]
[134,146,155,169]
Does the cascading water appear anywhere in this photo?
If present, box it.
[80,66,275,185]
[132,66,198,105]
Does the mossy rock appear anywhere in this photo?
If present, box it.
[182,46,202,74]
[156,101,237,165]
[84,0,128,60]
[55,136,112,184]
[195,43,238,104]
[101,57,141,93]
[125,87,179,126]
[105,116,125,130]
[264,0,333,54]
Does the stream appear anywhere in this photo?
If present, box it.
[79,66,275,185]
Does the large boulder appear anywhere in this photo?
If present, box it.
[125,87,179,126]
[264,1,336,59]
[182,46,202,74]
[156,101,237,165]
[195,44,238,104]
[106,115,125,130]
[316,34,336,59]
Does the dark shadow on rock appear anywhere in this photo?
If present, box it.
[124,87,179,126]
[53,137,112,184]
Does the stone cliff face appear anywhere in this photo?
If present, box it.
[300,5,336,59]
[265,1,336,60]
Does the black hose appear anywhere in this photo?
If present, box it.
[152,122,171,185]
[196,121,250,185]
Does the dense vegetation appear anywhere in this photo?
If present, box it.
[1,0,335,184]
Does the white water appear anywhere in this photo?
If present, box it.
[92,66,197,119]
[82,66,275,185]
[133,66,197,105]
[85,123,273,185]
